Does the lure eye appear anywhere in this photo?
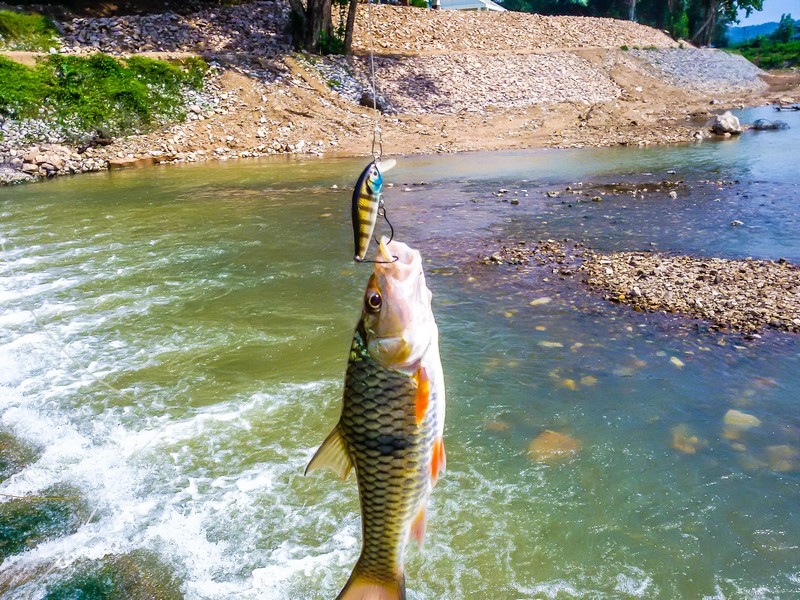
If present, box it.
[365,290,382,312]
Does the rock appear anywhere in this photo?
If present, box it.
[108,157,156,169]
[42,550,183,599]
[528,430,581,462]
[710,111,742,135]
[723,409,761,440]
[766,445,798,472]
[751,119,789,131]
[21,163,39,174]
[0,484,89,561]
[359,92,389,113]
[671,423,703,454]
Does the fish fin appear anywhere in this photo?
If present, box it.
[305,425,352,480]
[410,505,427,548]
[414,367,430,425]
[431,436,446,485]
[337,565,405,600]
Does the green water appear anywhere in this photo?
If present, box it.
[1,107,800,598]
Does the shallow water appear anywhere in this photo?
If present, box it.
[1,106,799,598]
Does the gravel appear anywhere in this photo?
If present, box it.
[626,48,768,94]
[582,251,800,333]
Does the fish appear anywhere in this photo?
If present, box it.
[306,237,446,600]
[352,159,396,262]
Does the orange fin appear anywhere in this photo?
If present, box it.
[414,367,430,425]
[337,565,405,600]
[410,505,427,548]
[431,436,446,485]
[305,425,352,480]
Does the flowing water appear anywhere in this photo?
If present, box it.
[1,106,799,598]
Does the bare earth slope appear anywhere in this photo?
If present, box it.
[1,1,797,183]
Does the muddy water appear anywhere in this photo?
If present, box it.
[1,106,799,598]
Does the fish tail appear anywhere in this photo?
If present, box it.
[336,562,405,600]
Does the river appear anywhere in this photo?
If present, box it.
[1,106,799,598]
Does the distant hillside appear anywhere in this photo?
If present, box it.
[728,19,800,44]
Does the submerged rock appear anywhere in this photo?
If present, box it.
[722,409,761,440]
[0,485,88,561]
[751,119,789,131]
[671,423,704,454]
[528,429,581,462]
[42,550,183,600]
[0,432,38,483]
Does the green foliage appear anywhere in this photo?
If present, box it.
[728,38,800,68]
[0,9,59,51]
[0,54,208,141]
[317,29,345,55]
[771,13,796,43]
[668,9,690,40]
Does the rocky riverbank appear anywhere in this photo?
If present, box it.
[484,240,800,335]
[1,0,798,185]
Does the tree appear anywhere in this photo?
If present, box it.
[771,13,796,43]
[690,0,762,47]
[287,0,333,53]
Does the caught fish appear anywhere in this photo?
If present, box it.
[352,159,396,262]
[306,238,446,600]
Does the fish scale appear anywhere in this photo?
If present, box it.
[340,327,437,583]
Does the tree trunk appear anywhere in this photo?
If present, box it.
[627,0,636,22]
[344,0,358,55]
[287,0,333,53]
[304,0,333,52]
[692,0,718,46]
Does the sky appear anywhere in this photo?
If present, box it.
[736,0,798,25]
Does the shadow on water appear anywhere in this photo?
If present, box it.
[0,105,799,598]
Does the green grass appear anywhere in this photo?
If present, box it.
[0,10,60,51]
[0,53,208,142]
[727,38,800,69]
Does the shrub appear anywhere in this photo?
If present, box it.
[0,54,208,141]
[0,10,59,51]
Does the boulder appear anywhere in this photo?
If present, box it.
[108,157,156,170]
[710,111,742,135]
[359,92,390,114]
[751,119,789,131]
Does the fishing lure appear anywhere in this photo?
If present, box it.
[352,158,396,262]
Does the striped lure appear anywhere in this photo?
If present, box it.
[352,158,396,262]
[306,238,446,600]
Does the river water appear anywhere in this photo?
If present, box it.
[1,107,799,598]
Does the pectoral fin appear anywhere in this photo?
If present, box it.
[305,425,353,480]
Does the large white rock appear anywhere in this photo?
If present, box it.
[710,111,743,135]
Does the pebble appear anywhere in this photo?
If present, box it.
[528,429,582,462]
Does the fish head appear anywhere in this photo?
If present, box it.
[365,162,383,195]
[361,238,435,369]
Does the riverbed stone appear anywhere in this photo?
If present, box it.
[42,550,183,599]
[528,429,581,462]
[0,432,38,483]
[0,485,89,560]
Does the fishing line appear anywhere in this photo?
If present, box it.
[366,0,382,162]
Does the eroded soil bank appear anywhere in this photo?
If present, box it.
[1,1,798,184]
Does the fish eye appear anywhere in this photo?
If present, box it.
[365,290,382,312]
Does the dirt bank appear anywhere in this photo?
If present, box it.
[2,1,799,184]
